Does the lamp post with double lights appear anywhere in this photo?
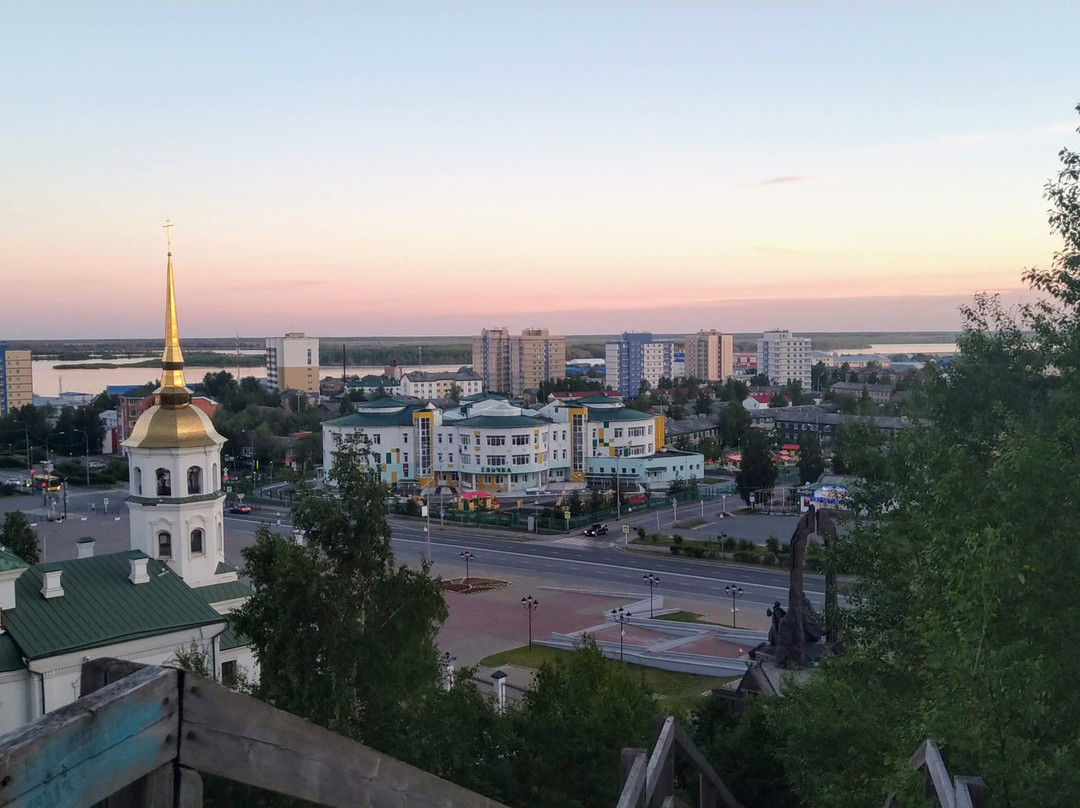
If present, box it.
[610,607,632,661]
[521,595,539,649]
[459,551,474,583]
[725,584,744,628]
[642,573,660,618]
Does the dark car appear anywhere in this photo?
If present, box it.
[230,504,252,514]
[584,523,608,537]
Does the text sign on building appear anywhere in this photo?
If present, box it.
[481,467,511,474]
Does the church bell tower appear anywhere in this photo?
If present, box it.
[122,234,229,588]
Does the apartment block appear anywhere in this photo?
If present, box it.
[265,333,319,393]
[605,333,674,398]
[472,327,565,395]
[0,345,32,415]
[399,370,483,399]
[683,330,734,382]
[756,329,812,387]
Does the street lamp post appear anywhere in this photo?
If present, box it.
[521,595,539,649]
[725,584,744,628]
[642,573,660,618]
[610,607,632,661]
[460,550,474,583]
[71,429,90,487]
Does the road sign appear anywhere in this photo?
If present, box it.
[102,498,109,506]
[439,509,446,517]
[227,486,233,493]
[622,524,630,534]
[563,510,571,520]
[749,492,756,502]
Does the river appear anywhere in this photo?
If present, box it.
[31,359,461,397]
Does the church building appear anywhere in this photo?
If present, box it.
[0,244,255,733]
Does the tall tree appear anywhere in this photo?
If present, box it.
[695,392,713,415]
[232,434,448,752]
[767,103,1080,807]
[0,511,38,564]
[718,401,750,447]
[736,429,776,503]
[797,431,824,484]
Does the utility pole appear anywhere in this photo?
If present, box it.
[342,342,346,385]
[611,607,632,661]
[521,595,539,649]
[72,429,89,487]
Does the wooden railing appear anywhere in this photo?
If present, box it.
[616,715,742,808]
[884,739,987,808]
[0,658,508,807]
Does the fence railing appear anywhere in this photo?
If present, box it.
[0,658,508,808]
[617,715,742,808]
[884,739,986,808]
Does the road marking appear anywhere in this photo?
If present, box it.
[391,536,816,596]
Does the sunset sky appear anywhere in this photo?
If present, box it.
[2,3,1078,338]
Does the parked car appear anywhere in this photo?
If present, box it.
[88,459,107,470]
[229,504,252,514]
[584,523,608,537]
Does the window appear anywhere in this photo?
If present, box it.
[371,434,381,445]
[562,430,567,441]
[614,428,624,438]
[158,531,172,558]
[221,660,237,687]
[512,454,529,465]
[156,468,171,496]
[307,348,313,365]
[404,453,409,463]
[461,435,470,447]
[487,455,506,466]
[190,528,204,555]
[134,467,142,495]
[212,464,218,490]
[486,435,506,446]
[403,433,409,443]
[475,455,481,465]
[187,466,202,495]
[512,434,530,445]
[437,434,443,444]
[438,453,443,462]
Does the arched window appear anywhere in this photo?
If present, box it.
[158,531,172,558]
[187,466,202,495]
[156,468,171,496]
[190,528,204,555]
[212,463,218,491]
[217,522,223,554]
[134,467,142,496]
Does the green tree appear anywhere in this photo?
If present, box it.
[232,433,448,752]
[0,511,38,564]
[797,431,824,484]
[695,392,713,415]
[718,401,750,448]
[811,360,828,392]
[767,103,1080,806]
[768,392,787,408]
[448,382,463,403]
[735,429,776,503]
[831,418,883,477]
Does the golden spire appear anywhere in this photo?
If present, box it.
[158,220,190,408]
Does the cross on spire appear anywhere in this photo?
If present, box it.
[163,218,173,251]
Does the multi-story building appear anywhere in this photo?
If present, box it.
[399,370,483,399]
[733,352,757,374]
[473,327,566,395]
[0,344,32,415]
[829,382,894,404]
[265,333,319,393]
[683,330,734,382]
[756,329,812,387]
[322,392,702,494]
[605,333,674,398]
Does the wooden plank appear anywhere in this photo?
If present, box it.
[176,767,203,808]
[616,751,648,808]
[910,740,955,808]
[671,721,742,808]
[645,716,675,808]
[177,675,507,807]
[0,666,179,808]
[81,658,148,697]
[954,777,986,808]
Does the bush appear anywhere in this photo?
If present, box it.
[763,552,778,566]
[669,546,682,556]
[636,526,647,540]
[766,536,781,554]
[737,539,755,553]
[649,533,659,544]
[733,550,756,563]
[672,534,684,546]
[685,546,706,559]
[722,537,737,552]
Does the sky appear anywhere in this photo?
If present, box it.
[2,2,1078,339]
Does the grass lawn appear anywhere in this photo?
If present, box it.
[671,518,708,529]
[654,610,720,625]
[478,645,735,712]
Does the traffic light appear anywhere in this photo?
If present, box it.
[403,463,410,477]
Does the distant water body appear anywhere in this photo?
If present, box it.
[831,343,958,356]
[31,359,459,397]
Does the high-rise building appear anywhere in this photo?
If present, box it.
[472,327,511,393]
[756,329,812,387]
[473,327,565,395]
[509,328,566,397]
[683,330,734,382]
[265,332,319,393]
[0,344,32,415]
[605,333,674,398]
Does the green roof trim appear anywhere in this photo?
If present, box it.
[126,491,227,507]
[0,634,25,672]
[193,581,253,605]
[325,408,419,427]
[219,618,248,651]
[587,408,653,422]
[575,394,623,405]
[0,548,30,572]
[455,415,549,429]
[4,551,225,661]
[215,561,237,575]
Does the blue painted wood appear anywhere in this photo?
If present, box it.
[0,667,178,807]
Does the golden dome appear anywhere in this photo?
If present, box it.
[122,404,225,450]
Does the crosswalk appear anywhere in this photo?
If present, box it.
[548,535,618,549]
